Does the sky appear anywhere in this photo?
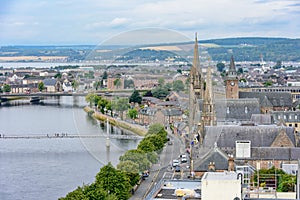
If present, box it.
[0,0,299,45]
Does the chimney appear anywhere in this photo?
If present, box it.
[228,156,235,171]
[208,162,216,172]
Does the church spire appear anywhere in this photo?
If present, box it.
[193,33,201,73]
[202,60,217,127]
[228,55,237,77]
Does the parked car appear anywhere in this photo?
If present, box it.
[172,159,179,167]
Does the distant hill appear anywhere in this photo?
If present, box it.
[199,37,300,62]
[1,37,300,62]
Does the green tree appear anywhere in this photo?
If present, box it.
[151,86,169,99]
[103,71,108,80]
[263,80,273,87]
[38,82,44,92]
[112,97,129,119]
[124,79,134,89]
[216,62,225,72]
[128,108,138,119]
[147,123,165,135]
[237,67,243,74]
[3,84,11,93]
[119,149,151,172]
[59,186,88,200]
[94,80,101,90]
[54,73,62,79]
[85,93,100,107]
[113,78,122,89]
[173,80,185,92]
[129,90,142,104]
[158,77,165,86]
[117,160,139,173]
[72,80,79,91]
[95,163,131,200]
[137,138,155,153]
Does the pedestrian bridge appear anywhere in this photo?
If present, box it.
[0,134,143,140]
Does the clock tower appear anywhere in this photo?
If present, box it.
[225,56,239,99]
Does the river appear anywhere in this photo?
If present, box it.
[0,96,140,200]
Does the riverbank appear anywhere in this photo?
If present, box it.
[84,106,147,136]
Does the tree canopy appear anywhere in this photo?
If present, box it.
[129,90,142,104]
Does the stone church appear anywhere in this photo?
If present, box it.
[188,34,300,172]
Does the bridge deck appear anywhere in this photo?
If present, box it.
[0,134,143,140]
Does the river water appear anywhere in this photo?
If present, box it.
[0,96,140,200]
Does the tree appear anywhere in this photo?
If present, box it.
[72,80,79,91]
[117,160,139,173]
[124,79,134,89]
[158,77,165,86]
[95,163,131,200]
[237,67,243,74]
[3,84,11,93]
[38,82,44,92]
[129,90,142,104]
[128,108,138,119]
[119,149,151,172]
[85,93,100,107]
[137,138,155,153]
[216,62,225,72]
[102,71,108,80]
[147,123,165,135]
[113,78,122,89]
[151,86,169,99]
[54,73,62,79]
[59,186,88,200]
[93,80,101,90]
[264,80,273,87]
[173,80,185,92]
[112,97,129,119]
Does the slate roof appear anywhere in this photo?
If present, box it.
[214,98,260,122]
[194,147,229,171]
[203,125,296,149]
[43,78,57,86]
[239,92,293,108]
[271,111,300,123]
[139,107,157,116]
[142,97,161,105]
[250,114,272,125]
[250,147,300,160]
[161,109,182,116]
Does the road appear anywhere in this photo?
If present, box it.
[130,132,186,200]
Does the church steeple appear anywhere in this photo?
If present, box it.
[202,63,217,126]
[193,33,201,73]
[228,55,237,77]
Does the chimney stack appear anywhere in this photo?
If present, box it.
[228,155,235,171]
[208,162,216,172]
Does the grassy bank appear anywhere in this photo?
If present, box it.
[84,106,147,136]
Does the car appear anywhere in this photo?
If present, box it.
[172,159,179,167]
[181,157,187,163]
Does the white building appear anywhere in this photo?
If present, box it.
[201,171,242,200]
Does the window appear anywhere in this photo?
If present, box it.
[278,115,281,119]
[295,124,298,128]
[245,106,248,114]
[227,107,230,114]
[296,115,298,120]
[289,124,292,127]
[284,115,286,119]
[289,115,292,120]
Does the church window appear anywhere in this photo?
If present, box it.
[284,115,286,119]
[296,115,298,120]
[278,115,281,119]
[245,106,248,114]
[226,107,230,114]
[289,115,292,120]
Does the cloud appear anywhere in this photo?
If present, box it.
[0,0,299,45]
[109,17,129,27]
